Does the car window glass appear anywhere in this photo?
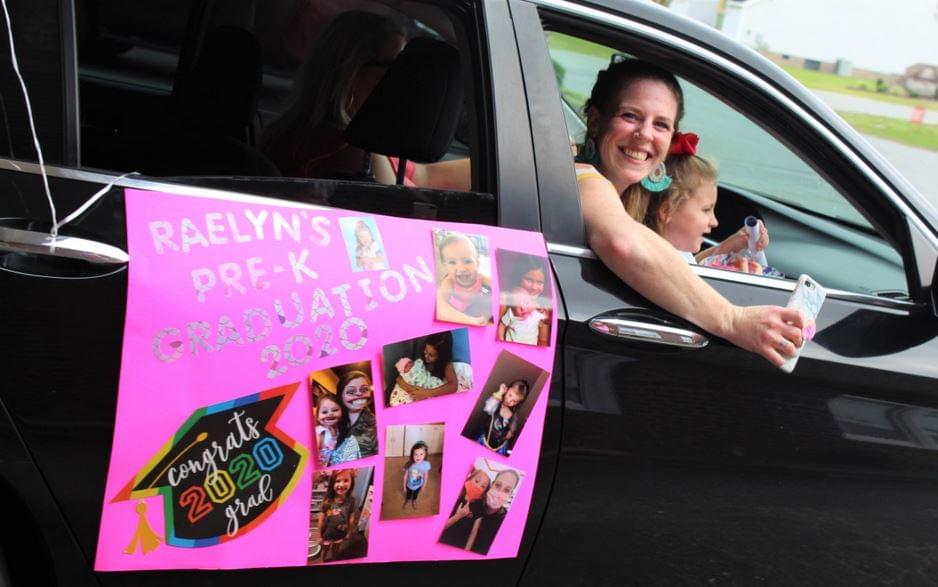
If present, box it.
[75,0,492,224]
[546,30,907,298]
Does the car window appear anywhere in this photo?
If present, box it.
[545,30,907,298]
[75,0,494,224]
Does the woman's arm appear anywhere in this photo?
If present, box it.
[579,176,803,366]
[414,158,471,191]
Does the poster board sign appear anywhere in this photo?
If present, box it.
[95,187,556,570]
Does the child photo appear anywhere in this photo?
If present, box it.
[310,361,379,466]
[308,466,374,564]
[379,423,445,520]
[433,228,493,326]
[460,350,549,457]
[495,249,553,346]
[382,327,473,407]
[439,457,525,555]
[339,216,387,272]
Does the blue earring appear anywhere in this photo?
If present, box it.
[640,162,672,192]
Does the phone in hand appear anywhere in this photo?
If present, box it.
[779,274,826,373]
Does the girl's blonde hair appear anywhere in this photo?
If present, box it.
[624,154,718,232]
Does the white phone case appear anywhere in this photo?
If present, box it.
[779,274,826,373]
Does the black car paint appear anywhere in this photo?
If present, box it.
[1,0,937,585]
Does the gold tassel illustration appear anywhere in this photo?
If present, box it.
[123,499,163,555]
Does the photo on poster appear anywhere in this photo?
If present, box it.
[439,457,525,555]
[432,228,493,326]
[460,350,549,457]
[495,249,553,346]
[308,466,374,564]
[339,216,387,272]
[382,327,473,407]
[380,423,445,520]
[310,361,379,467]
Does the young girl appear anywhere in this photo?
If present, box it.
[457,468,491,510]
[318,468,357,562]
[497,257,550,346]
[435,232,493,325]
[476,379,529,456]
[631,132,771,274]
[401,441,431,510]
[389,332,457,406]
[314,394,361,467]
[353,220,386,271]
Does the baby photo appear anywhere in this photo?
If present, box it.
[379,423,445,520]
[382,327,473,407]
[310,361,379,467]
[438,457,525,555]
[495,249,553,346]
[432,228,493,326]
[339,216,387,272]
[460,350,549,457]
[308,466,374,564]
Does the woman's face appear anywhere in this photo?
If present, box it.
[348,33,406,117]
[520,268,545,298]
[659,180,719,253]
[341,376,372,413]
[590,78,678,190]
[485,471,518,511]
[333,470,353,495]
[423,342,439,366]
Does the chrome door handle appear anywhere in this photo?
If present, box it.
[588,316,708,349]
[0,226,128,265]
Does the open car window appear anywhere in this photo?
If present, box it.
[546,30,907,299]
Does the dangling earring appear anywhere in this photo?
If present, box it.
[641,162,672,192]
[576,137,598,164]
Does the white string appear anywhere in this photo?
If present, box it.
[0,0,56,241]
[53,171,139,232]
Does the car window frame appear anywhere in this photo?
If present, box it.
[514,0,934,309]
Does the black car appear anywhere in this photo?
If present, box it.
[2,0,938,584]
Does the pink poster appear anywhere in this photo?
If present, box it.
[95,187,556,570]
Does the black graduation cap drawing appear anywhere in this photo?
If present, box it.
[113,382,308,553]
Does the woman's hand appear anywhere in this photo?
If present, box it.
[725,305,805,367]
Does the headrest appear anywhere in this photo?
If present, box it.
[175,26,262,139]
[345,37,463,164]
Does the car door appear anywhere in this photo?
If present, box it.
[0,0,559,584]
[508,0,938,584]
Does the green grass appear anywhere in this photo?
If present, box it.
[837,112,938,151]
[783,66,938,112]
[547,32,616,61]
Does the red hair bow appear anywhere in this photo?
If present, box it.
[669,131,699,156]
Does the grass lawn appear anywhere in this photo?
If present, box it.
[837,112,938,151]
[783,67,938,112]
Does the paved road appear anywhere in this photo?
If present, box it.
[813,90,938,124]
[858,134,938,212]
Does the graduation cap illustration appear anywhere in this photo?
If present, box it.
[113,383,308,553]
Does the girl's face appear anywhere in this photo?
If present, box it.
[470,470,491,492]
[504,384,526,408]
[333,470,353,495]
[423,342,438,366]
[520,268,545,298]
[412,447,427,463]
[589,78,678,190]
[341,376,372,413]
[442,239,480,288]
[659,180,719,253]
[485,471,518,510]
[356,226,374,246]
[317,397,342,428]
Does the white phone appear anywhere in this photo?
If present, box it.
[779,274,826,373]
